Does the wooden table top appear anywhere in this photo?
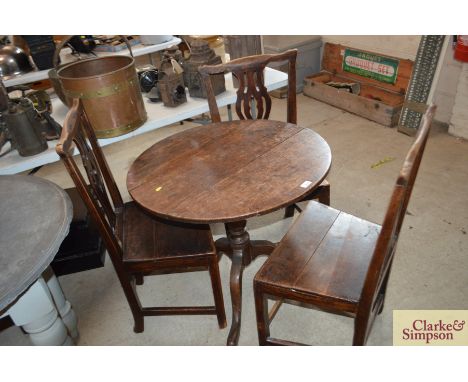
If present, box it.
[0,175,72,312]
[127,119,332,224]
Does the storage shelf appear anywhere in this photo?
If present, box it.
[3,36,182,87]
[0,67,288,175]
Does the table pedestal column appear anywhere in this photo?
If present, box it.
[7,278,73,346]
[44,267,79,340]
[215,220,276,346]
[225,220,249,346]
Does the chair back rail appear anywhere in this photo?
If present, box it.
[56,98,124,260]
[56,100,227,333]
[199,49,297,124]
[56,99,143,322]
[355,105,436,344]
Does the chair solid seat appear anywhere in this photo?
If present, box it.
[56,99,226,336]
[120,202,215,265]
[255,201,381,316]
[253,105,436,345]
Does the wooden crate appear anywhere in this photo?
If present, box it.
[303,43,414,126]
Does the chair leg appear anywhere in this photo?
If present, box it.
[128,280,145,333]
[208,256,227,329]
[284,205,296,219]
[133,312,144,333]
[284,182,331,219]
[352,318,367,346]
[253,283,270,345]
[135,274,144,286]
[318,183,331,206]
[378,298,386,315]
[118,273,144,333]
[377,272,391,314]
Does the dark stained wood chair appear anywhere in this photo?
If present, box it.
[253,105,436,345]
[199,49,330,218]
[56,99,226,334]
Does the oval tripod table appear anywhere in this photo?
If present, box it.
[127,119,332,345]
[0,175,78,345]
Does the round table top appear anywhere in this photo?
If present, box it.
[0,175,72,312]
[127,119,332,224]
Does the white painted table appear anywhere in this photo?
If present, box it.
[0,175,77,345]
[0,67,288,175]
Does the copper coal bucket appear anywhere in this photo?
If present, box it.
[57,55,147,139]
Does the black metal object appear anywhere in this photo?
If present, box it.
[136,65,161,102]
[0,85,62,157]
[21,35,57,70]
[51,220,106,276]
[51,188,106,277]
[68,35,96,54]
[0,45,34,80]
[325,81,360,95]
[138,66,159,93]
[1,98,48,156]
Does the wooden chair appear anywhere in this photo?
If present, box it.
[56,99,226,334]
[253,105,436,345]
[199,49,330,218]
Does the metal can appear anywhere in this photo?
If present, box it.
[57,55,147,139]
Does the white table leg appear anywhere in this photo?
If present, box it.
[7,277,73,345]
[43,267,79,340]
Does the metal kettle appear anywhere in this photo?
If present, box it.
[0,81,61,157]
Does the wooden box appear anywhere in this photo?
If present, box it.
[303,43,414,126]
[51,188,106,277]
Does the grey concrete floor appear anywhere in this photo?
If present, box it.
[1,95,467,345]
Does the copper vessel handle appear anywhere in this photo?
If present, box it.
[53,35,134,68]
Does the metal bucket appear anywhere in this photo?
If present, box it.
[48,64,72,106]
[48,35,89,107]
[51,36,147,139]
[57,55,147,138]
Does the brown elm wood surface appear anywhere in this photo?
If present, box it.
[127,119,331,223]
[126,119,332,345]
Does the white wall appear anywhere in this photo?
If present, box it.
[448,63,468,139]
[321,35,420,60]
[433,44,463,125]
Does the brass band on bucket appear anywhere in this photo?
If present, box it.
[63,78,138,100]
[94,116,147,139]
